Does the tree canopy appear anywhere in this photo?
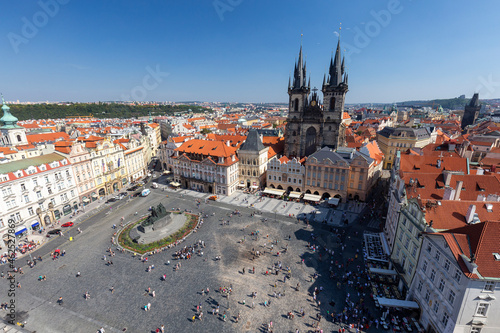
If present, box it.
[9,103,211,121]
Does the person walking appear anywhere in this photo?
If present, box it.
[110,286,114,294]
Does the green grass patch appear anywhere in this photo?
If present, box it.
[118,213,199,254]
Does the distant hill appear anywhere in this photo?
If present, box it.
[398,97,470,110]
[10,103,210,121]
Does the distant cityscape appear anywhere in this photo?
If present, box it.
[1,40,500,333]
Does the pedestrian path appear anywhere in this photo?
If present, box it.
[164,187,365,228]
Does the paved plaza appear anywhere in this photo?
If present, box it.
[0,183,388,333]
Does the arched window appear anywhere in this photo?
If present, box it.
[330,97,336,110]
[294,98,299,112]
[16,135,22,142]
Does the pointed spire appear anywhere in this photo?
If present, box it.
[341,56,345,76]
[288,75,291,89]
[291,36,308,90]
[322,73,326,87]
[308,76,311,89]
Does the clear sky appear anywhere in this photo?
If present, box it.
[2,0,500,104]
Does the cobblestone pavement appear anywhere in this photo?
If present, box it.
[0,184,388,333]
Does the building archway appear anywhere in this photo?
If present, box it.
[113,182,119,192]
[296,188,301,192]
[98,188,105,197]
[354,194,360,201]
[322,192,330,200]
[305,127,317,156]
[277,185,283,190]
[270,184,275,189]
[44,215,51,225]
[306,190,311,194]
[313,191,319,195]
[334,194,342,203]
[287,186,293,193]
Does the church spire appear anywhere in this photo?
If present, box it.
[329,39,342,86]
[291,38,308,90]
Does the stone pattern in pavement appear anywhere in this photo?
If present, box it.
[0,183,388,333]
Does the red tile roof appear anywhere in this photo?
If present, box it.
[26,132,70,144]
[438,221,500,279]
[423,200,500,231]
[400,155,468,174]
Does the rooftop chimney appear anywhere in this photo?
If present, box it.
[466,204,476,224]
[443,171,452,187]
[443,187,455,201]
[454,180,463,200]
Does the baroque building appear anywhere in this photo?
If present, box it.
[284,40,348,158]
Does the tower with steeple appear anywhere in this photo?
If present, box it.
[461,93,481,130]
[0,96,28,147]
[321,40,348,150]
[284,37,348,157]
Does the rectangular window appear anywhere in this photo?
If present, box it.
[442,312,449,327]
[484,281,495,292]
[426,243,432,254]
[411,244,417,258]
[408,263,414,274]
[20,183,26,191]
[448,290,455,305]
[417,280,423,292]
[33,178,38,186]
[404,236,410,249]
[435,251,441,262]
[425,290,430,302]
[430,269,436,282]
[28,207,34,216]
[398,232,403,242]
[471,327,482,333]
[476,303,489,316]
[24,195,30,203]
[454,269,462,283]
[444,259,450,271]
[433,301,439,313]
[422,260,428,273]
[439,279,445,292]
[340,184,344,191]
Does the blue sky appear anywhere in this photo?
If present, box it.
[2,0,500,104]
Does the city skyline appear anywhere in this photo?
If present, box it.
[3,0,500,104]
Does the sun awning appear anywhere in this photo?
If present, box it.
[91,193,98,198]
[238,183,246,188]
[82,198,90,203]
[250,185,259,189]
[15,226,27,236]
[303,194,322,202]
[328,197,340,205]
[31,222,39,228]
[374,297,419,309]
[262,188,285,196]
[289,191,302,199]
[369,268,398,276]
[169,181,181,187]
